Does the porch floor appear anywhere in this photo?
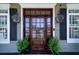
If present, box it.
[0,40,79,55]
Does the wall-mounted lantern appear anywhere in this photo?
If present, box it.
[11,14,20,23]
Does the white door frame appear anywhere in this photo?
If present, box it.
[20,3,56,40]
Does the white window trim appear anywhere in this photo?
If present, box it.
[0,8,10,44]
[53,6,55,37]
[21,8,23,40]
[67,8,79,43]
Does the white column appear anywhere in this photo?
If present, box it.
[53,5,56,37]
[21,7,23,40]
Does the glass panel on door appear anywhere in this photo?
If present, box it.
[31,17,45,39]
[25,17,30,38]
[31,17,45,50]
[47,17,51,37]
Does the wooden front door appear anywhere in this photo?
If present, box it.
[31,17,46,50]
[23,8,52,50]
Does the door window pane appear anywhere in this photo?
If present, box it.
[32,23,36,26]
[32,34,36,38]
[36,23,40,27]
[25,17,30,38]
[40,23,44,27]
[47,32,51,37]
[47,23,51,27]
[25,33,29,38]
[25,27,29,30]
[41,18,44,22]
[32,31,36,34]
[24,16,52,39]
[37,18,40,23]
[25,23,29,27]
[32,18,36,22]
[47,17,51,23]
[25,18,29,23]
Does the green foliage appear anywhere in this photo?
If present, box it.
[48,37,60,54]
[16,38,29,52]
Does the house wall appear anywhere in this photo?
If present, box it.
[0,3,56,53]
[8,3,79,52]
[56,4,79,52]
[0,3,79,53]
[0,3,21,53]
[0,4,10,9]
[55,3,66,40]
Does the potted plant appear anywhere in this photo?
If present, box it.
[16,38,29,54]
[48,37,61,55]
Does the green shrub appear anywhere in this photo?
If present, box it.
[16,38,29,53]
[48,37,60,54]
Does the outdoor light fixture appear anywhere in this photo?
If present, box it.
[56,13,64,23]
[11,14,20,23]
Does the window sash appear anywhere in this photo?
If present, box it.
[0,10,8,14]
[0,9,8,40]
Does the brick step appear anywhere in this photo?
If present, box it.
[29,50,49,54]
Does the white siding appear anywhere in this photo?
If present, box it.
[0,4,10,10]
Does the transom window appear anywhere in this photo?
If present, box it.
[0,10,8,13]
[23,8,52,16]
